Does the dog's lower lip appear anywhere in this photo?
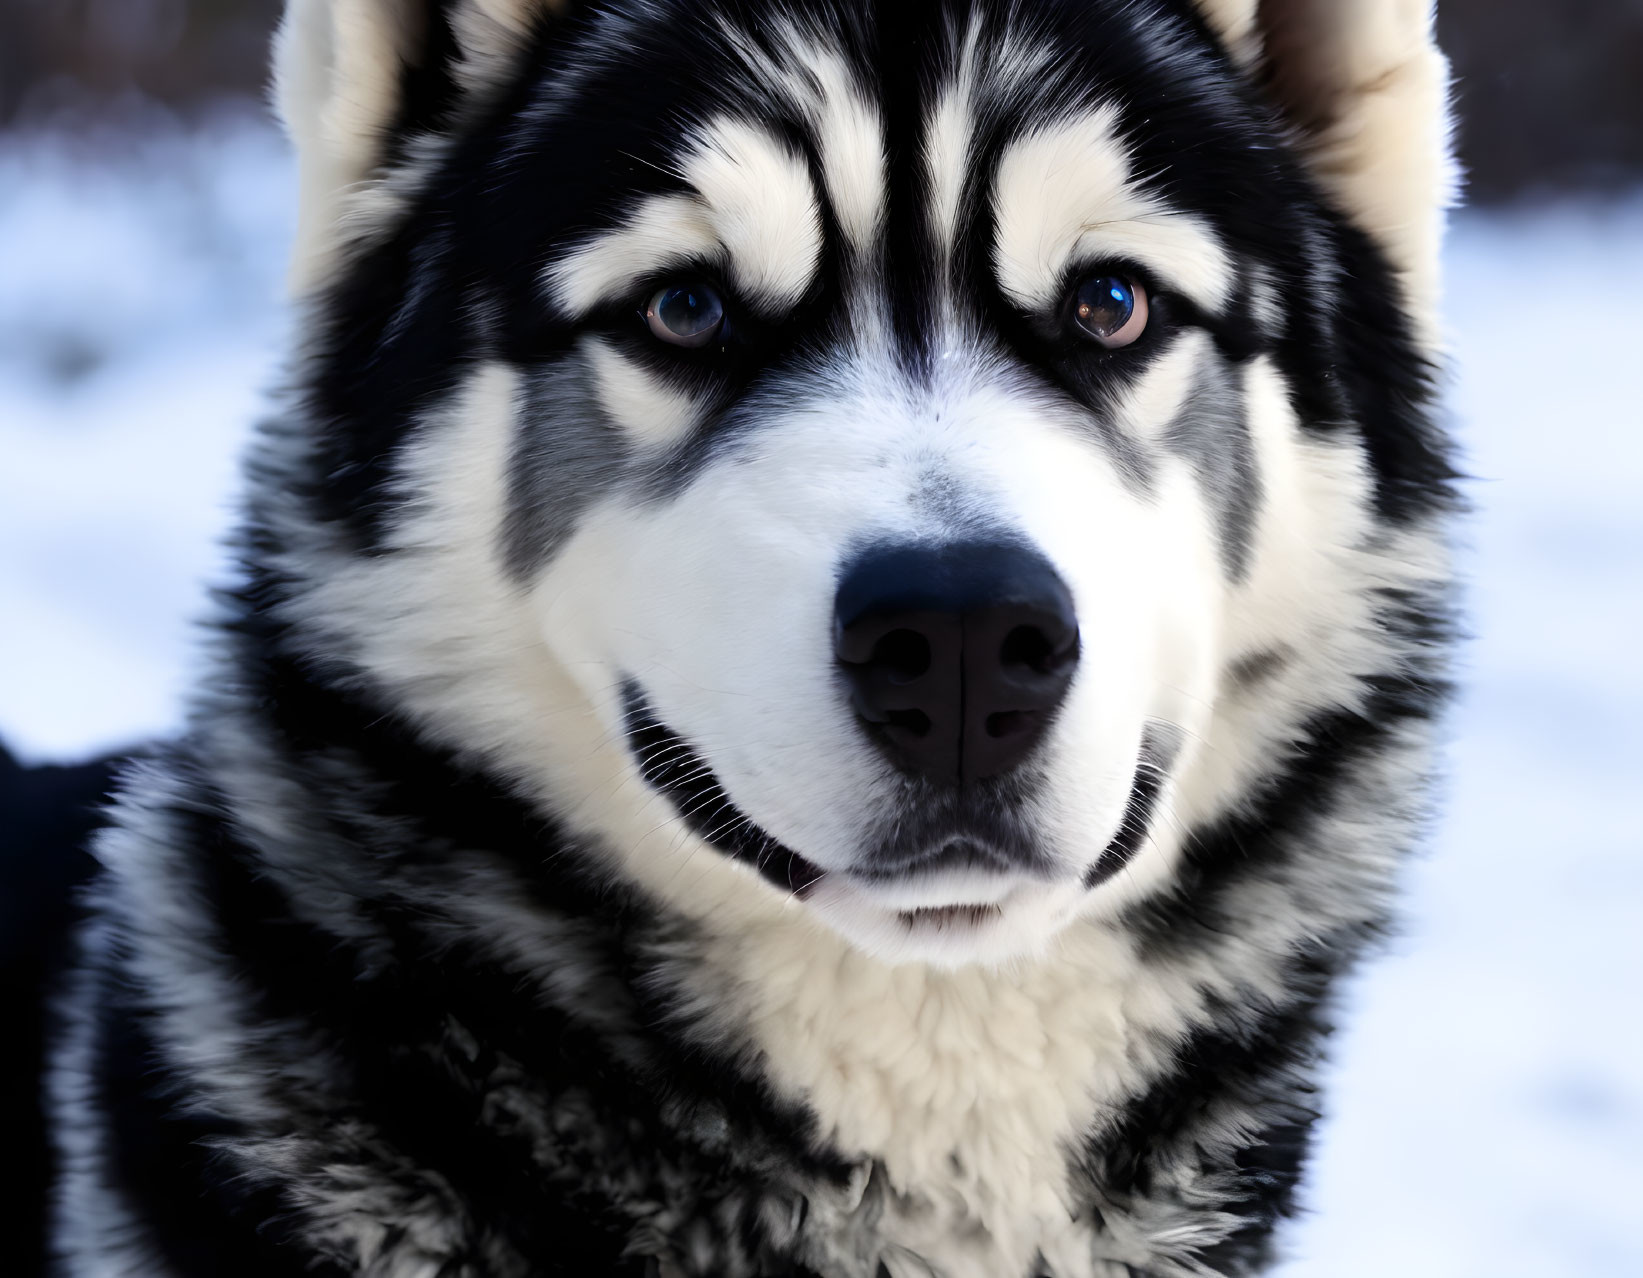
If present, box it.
[898,903,1004,928]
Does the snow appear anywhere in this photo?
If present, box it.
[0,113,292,758]
[1273,198,1643,1278]
[2,116,1639,1273]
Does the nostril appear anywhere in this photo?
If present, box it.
[1000,624,1055,672]
[985,709,1033,739]
[885,708,933,738]
[871,629,932,682]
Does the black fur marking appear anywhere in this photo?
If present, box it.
[622,682,828,896]
[501,359,634,578]
[1083,957,1336,1275]
[1090,772,1169,893]
[94,970,346,1278]
[1224,647,1293,691]
[1082,728,1177,891]
[1126,585,1454,977]
[867,1,946,383]
[1162,360,1263,581]
[0,744,120,1278]
[166,801,679,1276]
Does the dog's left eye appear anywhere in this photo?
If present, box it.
[644,283,725,348]
[1069,273,1149,349]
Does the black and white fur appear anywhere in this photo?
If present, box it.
[42,2,1458,1275]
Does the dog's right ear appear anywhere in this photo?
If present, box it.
[1192,0,1454,340]
[274,0,569,293]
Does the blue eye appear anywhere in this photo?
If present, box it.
[1071,273,1149,348]
[645,283,725,348]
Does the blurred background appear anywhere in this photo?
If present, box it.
[1,3,1639,1275]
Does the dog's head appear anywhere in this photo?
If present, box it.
[266,0,1453,965]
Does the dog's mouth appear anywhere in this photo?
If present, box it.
[621,682,1169,907]
[899,902,1005,929]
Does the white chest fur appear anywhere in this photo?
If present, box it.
[688,914,1190,1278]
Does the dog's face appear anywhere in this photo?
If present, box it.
[274,0,1452,965]
[528,23,1243,962]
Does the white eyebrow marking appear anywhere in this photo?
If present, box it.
[927,18,1054,258]
[793,51,883,249]
[992,106,1233,313]
[928,74,977,259]
[547,118,822,319]
[681,117,823,307]
[713,20,885,251]
[549,194,718,316]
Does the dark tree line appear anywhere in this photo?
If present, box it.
[1438,0,1643,201]
[3,0,1640,203]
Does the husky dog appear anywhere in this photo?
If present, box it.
[41,1,1457,1275]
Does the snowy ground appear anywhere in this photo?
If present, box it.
[2,116,1639,1275]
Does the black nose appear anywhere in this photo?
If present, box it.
[834,541,1080,784]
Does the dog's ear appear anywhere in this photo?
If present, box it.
[1194,0,1454,325]
[275,0,569,292]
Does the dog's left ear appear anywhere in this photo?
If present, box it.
[275,0,569,293]
[1194,0,1455,329]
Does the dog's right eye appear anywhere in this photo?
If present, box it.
[644,283,725,348]
[1068,272,1149,349]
